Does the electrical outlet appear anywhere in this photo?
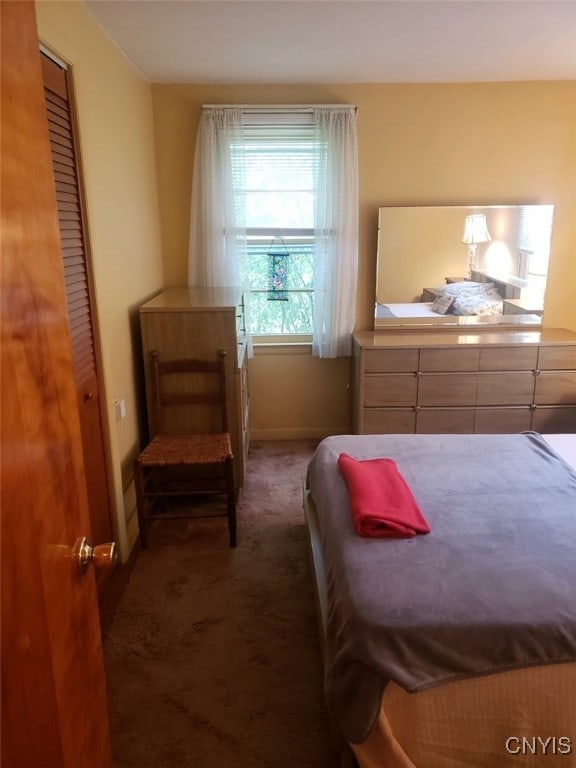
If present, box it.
[114,398,127,421]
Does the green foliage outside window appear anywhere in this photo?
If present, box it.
[244,239,314,335]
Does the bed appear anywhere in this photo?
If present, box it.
[376,302,443,319]
[304,432,576,768]
[376,280,506,320]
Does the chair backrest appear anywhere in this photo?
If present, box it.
[149,349,229,437]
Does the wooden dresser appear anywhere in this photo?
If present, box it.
[139,288,250,490]
[352,329,576,435]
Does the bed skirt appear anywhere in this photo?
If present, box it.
[352,663,576,768]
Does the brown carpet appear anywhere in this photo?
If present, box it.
[104,440,340,768]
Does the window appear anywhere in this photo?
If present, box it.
[189,106,358,358]
[232,118,315,335]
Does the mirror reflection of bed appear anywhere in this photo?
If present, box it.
[375,204,554,329]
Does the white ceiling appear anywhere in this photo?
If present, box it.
[83,0,576,84]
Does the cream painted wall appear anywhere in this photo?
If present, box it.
[250,347,351,440]
[152,81,575,438]
[36,0,164,558]
[376,206,469,302]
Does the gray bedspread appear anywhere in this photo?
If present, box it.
[306,432,576,744]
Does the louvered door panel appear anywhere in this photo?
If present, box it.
[43,70,95,389]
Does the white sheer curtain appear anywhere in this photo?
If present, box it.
[188,108,246,287]
[312,107,358,358]
[189,105,358,358]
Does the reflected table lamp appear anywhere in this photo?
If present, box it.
[462,213,491,276]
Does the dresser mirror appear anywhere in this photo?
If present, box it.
[374,204,554,329]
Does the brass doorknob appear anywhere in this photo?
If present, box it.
[73,537,118,575]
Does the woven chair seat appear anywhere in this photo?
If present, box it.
[138,433,233,467]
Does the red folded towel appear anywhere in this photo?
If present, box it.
[338,453,431,538]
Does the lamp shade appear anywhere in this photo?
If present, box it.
[462,213,491,245]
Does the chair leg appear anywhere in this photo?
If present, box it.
[134,459,148,549]
[225,456,237,547]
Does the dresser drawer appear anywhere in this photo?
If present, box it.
[364,374,417,406]
[416,408,475,434]
[418,373,478,406]
[474,407,532,433]
[534,371,576,404]
[538,345,576,370]
[240,356,249,406]
[532,406,576,433]
[364,348,419,373]
[476,372,535,406]
[479,346,538,371]
[419,348,480,372]
[363,408,415,434]
[242,402,250,468]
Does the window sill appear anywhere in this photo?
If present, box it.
[252,337,313,356]
[252,334,312,345]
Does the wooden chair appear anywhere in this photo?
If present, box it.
[134,349,236,548]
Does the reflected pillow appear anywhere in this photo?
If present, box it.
[435,281,494,298]
[452,294,503,316]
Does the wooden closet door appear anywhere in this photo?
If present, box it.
[1,3,112,764]
[41,52,113,552]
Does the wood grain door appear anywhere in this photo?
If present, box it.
[1,2,113,765]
